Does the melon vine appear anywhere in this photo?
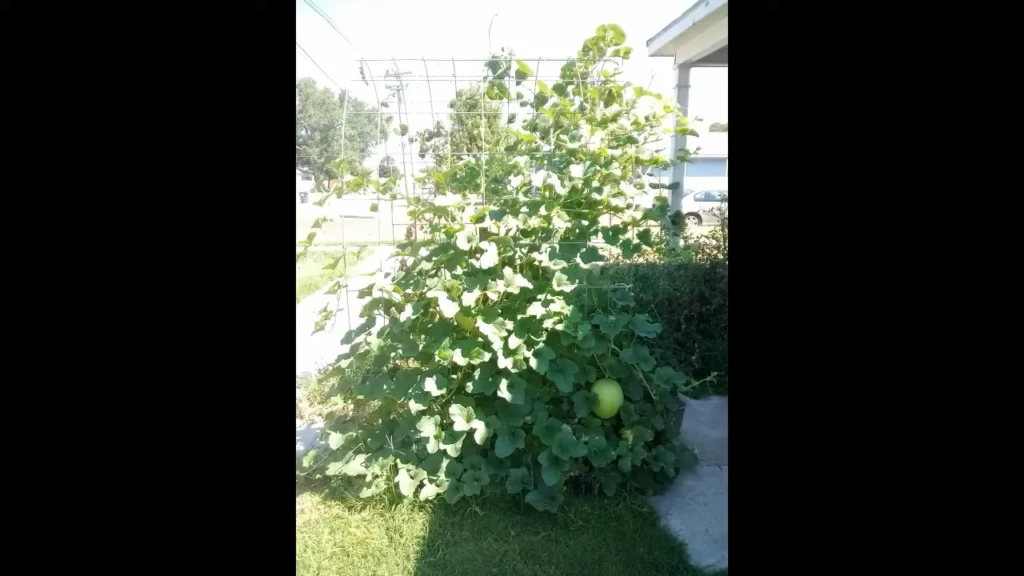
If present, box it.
[303,24,702,512]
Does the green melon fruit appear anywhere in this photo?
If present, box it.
[454,311,477,333]
[591,379,624,419]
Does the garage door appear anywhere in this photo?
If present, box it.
[686,158,727,177]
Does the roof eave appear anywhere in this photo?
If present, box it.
[646,0,729,58]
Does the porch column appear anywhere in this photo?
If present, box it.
[670,64,691,214]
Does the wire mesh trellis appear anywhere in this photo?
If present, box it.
[299,56,680,347]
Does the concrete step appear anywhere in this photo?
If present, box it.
[681,395,727,466]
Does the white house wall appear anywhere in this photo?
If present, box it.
[685,175,728,192]
[296,172,314,195]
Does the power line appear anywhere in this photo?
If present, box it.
[296,41,343,92]
[304,0,356,49]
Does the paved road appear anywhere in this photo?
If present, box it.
[297,196,719,247]
[297,193,413,245]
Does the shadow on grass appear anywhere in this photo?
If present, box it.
[295,472,726,576]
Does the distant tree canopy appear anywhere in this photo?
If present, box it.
[413,85,510,172]
[295,78,391,183]
[378,155,400,178]
[709,122,728,132]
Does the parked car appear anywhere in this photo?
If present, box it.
[680,189,728,227]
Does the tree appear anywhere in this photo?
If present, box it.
[709,122,728,132]
[409,83,520,204]
[413,84,511,173]
[378,156,400,178]
[295,78,391,184]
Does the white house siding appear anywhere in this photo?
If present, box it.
[685,156,728,192]
[641,130,727,194]
[296,170,314,195]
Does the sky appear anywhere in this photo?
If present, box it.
[296,0,726,158]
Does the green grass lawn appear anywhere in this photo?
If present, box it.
[296,481,724,576]
[296,248,369,303]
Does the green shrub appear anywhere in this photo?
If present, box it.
[599,219,728,397]
[599,259,727,397]
[302,25,704,512]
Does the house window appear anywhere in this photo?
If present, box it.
[301,174,313,181]
[686,158,728,178]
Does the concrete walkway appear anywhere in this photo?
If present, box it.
[653,395,728,571]
[296,245,397,377]
[295,245,398,458]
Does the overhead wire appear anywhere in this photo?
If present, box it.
[304,0,356,49]
[296,41,344,92]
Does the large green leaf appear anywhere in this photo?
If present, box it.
[496,398,532,427]
[471,416,497,445]
[515,60,534,79]
[419,481,442,501]
[445,479,464,504]
[600,225,623,246]
[391,371,417,398]
[593,313,629,339]
[353,374,390,401]
[466,364,501,395]
[547,357,579,393]
[636,228,654,247]
[461,469,490,496]
[619,344,656,371]
[630,314,662,338]
[478,241,500,269]
[495,426,526,458]
[416,415,440,438]
[395,468,427,497]
[423,375,448,397]
[537,448,566,486]
[496,345,527,372]
[453,340,491,366]
[654,366,689,388]
[526,485,564,513]
[579,245,604,264]
[501,266,534,294]
[597,23,626,45]
[552,271,577,293]
[551,429,587,460]
[586,436,617,467]
[529,345,557,374]
[327,431,349,450]
[326,454,367,477]
[497,375,527,404]
[506,467,534,493]
[408,391,431,414]
[534,417,564,446]
[449,404,477,431]
[619,239,642,259]
[440,428,467,457]
[426,290,460,318]
[571,389,598,419]
[595,469,622,496]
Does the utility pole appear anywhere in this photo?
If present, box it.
[385,68,413,197]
